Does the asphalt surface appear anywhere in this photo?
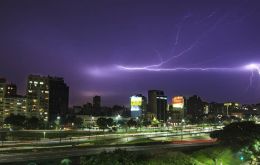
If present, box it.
[0,142,215,163]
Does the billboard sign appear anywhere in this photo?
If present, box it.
[172,96,184,109]
[131,96,142,111]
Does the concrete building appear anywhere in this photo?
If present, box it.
[0,78,7,124]
[2,96,27,120]
[93,96,101,110]
[0,78,19,124]
[26,75,69,122]
[148,90,167,122]
[130,94,147,118]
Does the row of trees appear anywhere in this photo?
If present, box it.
[96,117,144,131]
[4,114,43,129]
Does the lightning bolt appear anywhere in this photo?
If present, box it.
[117,65,234,72]
[244,64,260,90]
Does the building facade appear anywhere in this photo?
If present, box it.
[2,96,27,119]
[26,75,69,122]
[148,90,167,122]
[130,94,147,118]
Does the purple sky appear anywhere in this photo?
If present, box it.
[1,0,260,106]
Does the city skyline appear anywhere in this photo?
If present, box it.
[1,0,260,106]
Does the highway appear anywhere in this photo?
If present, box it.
[0,131,215,152]
[1,125,221,149]
[0,141,216,164]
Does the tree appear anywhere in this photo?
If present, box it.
[74,117,83,128]
[151,117,160,127]
[60,158,72,165]
[26,117,40,129]
[210,121,260,147]
[186,95,204,123]
[210,121,260,164]
[106,118,114,128]
[142,118,151,127]
[127,119,137,128]
[80,149,138,165]
[4,114,26,129]
[241,140,260,164]
[96,118,108,131]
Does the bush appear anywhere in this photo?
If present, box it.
[80,149,140,165]
[147,152,202,165]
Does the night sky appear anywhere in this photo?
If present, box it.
[1,0,260,106]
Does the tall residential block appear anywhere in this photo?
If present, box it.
[27,75,69,122]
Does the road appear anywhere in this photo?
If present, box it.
[0,142,216,164]
[1,127,219,149]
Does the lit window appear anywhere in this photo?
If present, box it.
[28,90,32,93]
[45,91,49,94]
[40,82,44,85]
[29,81,33,83]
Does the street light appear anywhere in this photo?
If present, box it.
[181,119,185,141]
[116,114,121,121]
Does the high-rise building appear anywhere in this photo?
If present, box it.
[186,95,204,122]
[0,78,19,124]
[5,83,17,97]
[148,90,167,122]
[26,75,69,122]
[93,96,101,110]
[0,78,7,102]
[0,79,17,99]
[0,78,7,124]
[130,94,147,118]
[156,95,167,122]
[169,96,186,123]
[2,96,27,119]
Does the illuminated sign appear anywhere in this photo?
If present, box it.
[131,96,142,111]
[172,96,184,109]
[224,103,232,106]
[131,96,142,106]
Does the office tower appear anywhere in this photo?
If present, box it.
[130,94,147,118]
[169,96,186,123]
[27,75,69,122]
[156,95,167,122]
[93,95,101,110]
[148,90,167,122]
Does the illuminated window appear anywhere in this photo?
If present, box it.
[40,82,44,85]
[45,91,49,94]
[28,90,32,93]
